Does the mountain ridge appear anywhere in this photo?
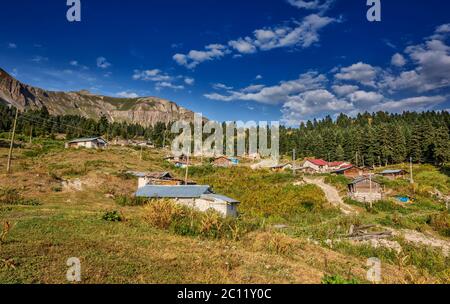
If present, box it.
[0,68,198,126]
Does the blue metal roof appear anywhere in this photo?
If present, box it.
[136,185,211,198]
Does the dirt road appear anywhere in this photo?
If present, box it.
[303,177,357,215]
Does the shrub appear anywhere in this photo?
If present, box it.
[0,188,21,205]
[321,274,360,284]
[427,212,450,237]
[102,210,124,222]
[144,200,185,229]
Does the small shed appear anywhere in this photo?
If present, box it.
[270,163,293,172]
[135,185,240,217]
[348,176,383,203]
[65,137,108,149]
[334,166,371,179]
[380,169,407,180]
[212,156,238,167]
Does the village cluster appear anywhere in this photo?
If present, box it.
[65,136,411,218]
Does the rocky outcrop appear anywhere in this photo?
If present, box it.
[0,68,198,126]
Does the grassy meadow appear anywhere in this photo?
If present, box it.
[0,138,449,283]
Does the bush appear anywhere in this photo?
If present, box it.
[143,200,255,240]
[102,210,124,222]
[0,188,41,206]
[144,199,185,229]
[427,212,450,237]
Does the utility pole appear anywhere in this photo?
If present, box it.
[140,145,143,161]
[293,149,296,176]
[409,157,414,184]
[6,108,19,174]
[184,154,190,185]
[369,173,373,209]
[355,152,359,167]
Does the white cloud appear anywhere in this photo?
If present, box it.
[228,37,257,54]
[117,91,139,98]
[7,42,17,49]
[382,25,450,93]
[391,53,406,67]
[348,90,384,106]
[155,82,184,91]
[205,72,327,105]
[173,44,229,69]
[372,96,447,112]
[184,77,195,85]
[133,68,189,91]
[256,75,263,80]
[332,84,359,96]
[70,60,79,66]
[174,14,337,68]
[96,57,111,69]
[31,56,49,63]
[212,83,234,91]
[335,62,378,87]
[287,0,335,12]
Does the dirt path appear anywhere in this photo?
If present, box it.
[303,177,357,215]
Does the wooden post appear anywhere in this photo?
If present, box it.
[140,145,143,161]
[409,157,414,184]
[29,125,33,144]
[6,108,19,174]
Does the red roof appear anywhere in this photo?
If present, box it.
[328,161,345,167]
[307,159,328,166]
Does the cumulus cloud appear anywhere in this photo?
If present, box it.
[205,72,327,105]
[332,84,359,96]
[382,24,450,93]
[391,53,406,67]
[173,44,229,69]
[287,0,335,12]
[174,14,337,68]
[212,83,234,91]
[116,91,139,98]
[7,42,17,49]
[96,57,111,69]
[335,62,378,87]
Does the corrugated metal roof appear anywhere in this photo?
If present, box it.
[381,169,405,174]
[136,185,211,198]
[201,194,240,204]
[68,137,106,144]
[306,159,328,166]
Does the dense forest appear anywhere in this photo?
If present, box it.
[0,103,449,166]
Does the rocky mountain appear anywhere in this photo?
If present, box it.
[0,68,198,126]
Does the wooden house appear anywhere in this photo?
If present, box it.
[380,169,408,180]
[333,166,371,179]
[212,156,239,167]
[348,176,383,203]
[136,185,240,218]
[302,159,328,173]
[65,137,108,149]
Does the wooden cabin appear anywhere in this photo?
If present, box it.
[348,176,383,203]
[65,137,108,149]
[380,169,408,180]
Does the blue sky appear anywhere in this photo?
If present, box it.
[1,0,449,125]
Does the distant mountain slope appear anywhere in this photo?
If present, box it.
[0,68,197,126]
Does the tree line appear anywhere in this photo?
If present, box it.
[0,104,449,165]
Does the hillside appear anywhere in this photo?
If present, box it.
[0,140,449,283]
[0,68,197,127]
